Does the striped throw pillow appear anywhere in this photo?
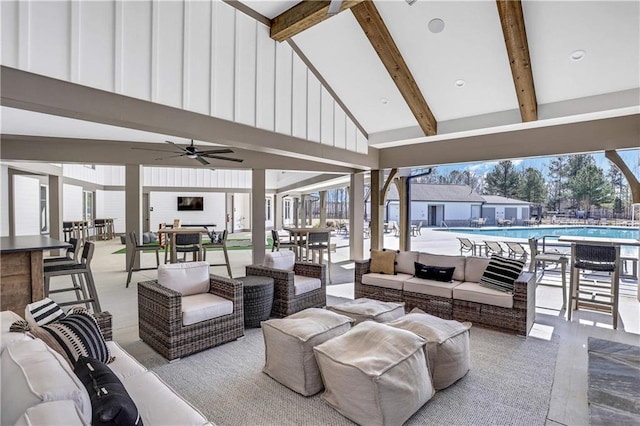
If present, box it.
[25,298,65,326]
[28,307,113,367]
[479,255,525,293]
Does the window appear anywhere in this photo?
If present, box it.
[265,198,272,221]
[83,191,93,221]
[284,199,291,220]
[40,185,49,234]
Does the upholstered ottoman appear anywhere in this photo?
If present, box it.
[313,321,434,426]
[261,308,353,396]
[327,297,405,325]
[387,308,472,390]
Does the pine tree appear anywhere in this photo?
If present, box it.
[484,161,520,198]
[518,167,547,203]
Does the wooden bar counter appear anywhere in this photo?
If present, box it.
[1,236,70,315]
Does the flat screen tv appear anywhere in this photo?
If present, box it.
[177,196,204,211]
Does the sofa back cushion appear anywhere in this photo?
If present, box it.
[464,256,491,283]
[395,251,419,275]
[263,250,295,271]
[417,253,466,282]
[370,249,396,275]
[158,261,210,296]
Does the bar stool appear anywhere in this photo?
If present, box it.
[305,231,332,284]
[568,244,620,329]
[62,221,74,242]
[93,219,106,240]
[174,233,202,262]
[202,229,232,278]
[44,241,101,313]
[271,229,297,256]
[43,237,81,267]
[126,231,162,288]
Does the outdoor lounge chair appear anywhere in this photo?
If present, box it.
[457,237,482,256]
[505,241,528,261]
[484,241,506,257]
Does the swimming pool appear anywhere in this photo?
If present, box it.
[438,226,639,241]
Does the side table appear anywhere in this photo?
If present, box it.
[238,275,274,327]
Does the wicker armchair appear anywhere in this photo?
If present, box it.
[138,266,244,361]
[245,251,326,318]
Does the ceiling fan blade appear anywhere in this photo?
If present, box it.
[165,140,190,153]
[132,147,182,154]
[195,156,210,165]
[197,148,234,155]
[201,154,244,163]
[154,153,187,160]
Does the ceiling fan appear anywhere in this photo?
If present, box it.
[132,140,243,165]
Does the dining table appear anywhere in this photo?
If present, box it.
[283,227,333,259]
[157,226,209,264]
[0,235,71,315]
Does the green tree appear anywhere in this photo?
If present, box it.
[566,154,595,178]
[518,167,547,203]
[547,156,568,210]
[569,164,612,212]
[484,161,520,198]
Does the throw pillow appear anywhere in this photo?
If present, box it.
[479,255,525,293]
[25,307,113,367]
[74,356,143,426]
[24,297,65,326]
[414,262,456,282]
[369,249,396,275]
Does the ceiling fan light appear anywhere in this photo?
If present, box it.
[187,154,198,159]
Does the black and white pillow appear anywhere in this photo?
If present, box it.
[74,356,143,426]
[27,307,113,367]
[479,255,525,293]
[25,297,65,326]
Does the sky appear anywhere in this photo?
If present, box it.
[432,148,640,179]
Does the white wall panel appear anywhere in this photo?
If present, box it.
[212,2,235,120]
[63,184,83,221]
[320,87,334,145]
[29,1,70,80]
[1,1,18,67]
[149,191,226,229]
[307,73,321,142]
[96,190,125,233]
[156,1,184,108]
[78,1,114,91]
[1,166,9,236]
[357,130,368,153]
[185,0,211,115]
[121,0,152,99]
[13,176,40,236]
[275,41,292,135]
[346,119,356,152]
[334,105,346,149]
[291,55,307,139]
[235,13,257,126]
[143,167,250,189]
[255,25,275,131]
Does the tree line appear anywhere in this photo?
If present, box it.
[415,153,636,218]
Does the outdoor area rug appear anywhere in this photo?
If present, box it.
[588,337,640,425]
[126,325,559,426]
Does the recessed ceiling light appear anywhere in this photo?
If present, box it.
[428,18,445,34]
[380,98,389,105]
[455,80,465,88]
[570,50,585,61]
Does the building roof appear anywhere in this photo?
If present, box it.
[387,184,485,202]
[481,195,531,205]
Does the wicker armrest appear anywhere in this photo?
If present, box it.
[138,280,183,332]
[294,262,325,281]
[246,264,294,282]
[209,275,243,312]
[355,259,371,283]
[93,311,112,341]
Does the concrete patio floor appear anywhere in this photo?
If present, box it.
[46,227,640,426]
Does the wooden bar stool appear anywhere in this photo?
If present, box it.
[126,231,162,288]
[202,229,232,278]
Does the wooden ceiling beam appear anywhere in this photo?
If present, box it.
[496,0,538,122]
[270,0,366,42]
[351,1,437,136]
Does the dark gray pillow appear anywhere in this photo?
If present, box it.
[414,262,455,282]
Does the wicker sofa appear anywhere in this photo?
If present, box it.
[1,310,212,425]
[355,252,535,335]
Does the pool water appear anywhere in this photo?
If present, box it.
[439,226,639,241]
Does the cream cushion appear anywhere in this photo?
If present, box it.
[404,277,462,298]
[313,321,434,426]
[464,256,491,283]
[15,400,88,426]
[263,250,295,271]
[361,273,412,290]
[395,251,419,274]
[387,309,472,390]
[453,282,514,308]
[1,310,31,352]
[418,253,466,282]
[158,261,210,296]
[1,339,91,425]
[262,308,353,396]
[123,371,210,426]
[181,293,233,326]
[106,341,148,381]
[327,298,405,325]
[293,274,322,295]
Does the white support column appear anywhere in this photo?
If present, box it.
[251,169,266,265]
[125,164,143,270]
[349,173,365,260]
[319,191,327,228]
[300,194,307,226]
[226,193,234,233]
[48,174,63,254]
[275,193,284,230]
[293,197,300,227]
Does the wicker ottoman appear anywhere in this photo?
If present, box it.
[327,297,405,325]
[238,276,274,328]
